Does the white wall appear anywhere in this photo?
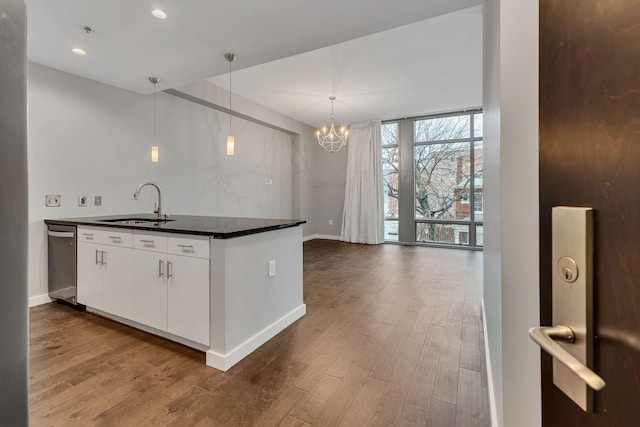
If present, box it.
[28,63,329,301]
[483,0,503,423]
[483,1,540,426]
[175,81,348,238]
[308,147,347,237]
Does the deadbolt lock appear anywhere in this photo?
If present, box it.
[558,256,578,283]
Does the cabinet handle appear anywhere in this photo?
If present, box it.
[159,260,164,278]
[177,244,193,249]
[108,236,122,241]
[102,250,107,266]
[139,239,155,245]
[167,261,173,279]
[95,249,101,265]
[83,233,94,239]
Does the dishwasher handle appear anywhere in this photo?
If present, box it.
[48,230,75,238]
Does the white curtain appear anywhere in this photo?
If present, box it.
[341,121,384,244]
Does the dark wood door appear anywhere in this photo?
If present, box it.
[539,1,640,425]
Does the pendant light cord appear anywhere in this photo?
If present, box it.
[229,58,232,135]
[153,83,157,146]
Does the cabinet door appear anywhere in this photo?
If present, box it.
[77,241,103,309]
[102,245,133,320]
[167,254,209,345]
[132,249,167,331]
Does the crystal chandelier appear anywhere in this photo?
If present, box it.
[316,96,349,153]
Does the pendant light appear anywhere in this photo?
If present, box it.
[225,52,237,156]
[149,77,160,162]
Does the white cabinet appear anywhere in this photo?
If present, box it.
[132,231,210,346]
[77,240,103,309]
[77,226,210,347]
[132,235,167,331]
[167,253,209,345]
[77,227,133,320]
[102,244,134,320]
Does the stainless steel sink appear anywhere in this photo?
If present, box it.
[147,219,175,225]
[99,217,151,224]
[98,217,175,225]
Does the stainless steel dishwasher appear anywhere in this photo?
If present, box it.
[47,224,80,305]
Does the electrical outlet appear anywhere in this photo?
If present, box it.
[45,195,61,207]
[265,178,273,186]
[94,196,102,206]
[78,196,87,207]
[268,260,276,278]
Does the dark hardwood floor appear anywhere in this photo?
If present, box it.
[30,239,489,426]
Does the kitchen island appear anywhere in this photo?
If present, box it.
[45,214,306,371]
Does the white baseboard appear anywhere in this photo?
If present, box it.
[206,303,306,371]
[29,293,53,307]
[482,297,498,427]
[302,234,341,242]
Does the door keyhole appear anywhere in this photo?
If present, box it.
[558,256,579,283]
[562,267,573,281]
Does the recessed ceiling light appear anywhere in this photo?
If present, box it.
[151,9,167,19]
[72,48,86,55]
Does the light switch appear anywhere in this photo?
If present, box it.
[268,260,276,278]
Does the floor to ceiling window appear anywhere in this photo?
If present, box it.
[382,122,399,242]
[382,109,483,248]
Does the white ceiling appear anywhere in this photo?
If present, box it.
[26,0,483,127]
[208,7,483,127]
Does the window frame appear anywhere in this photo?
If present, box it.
[382,108,483,249]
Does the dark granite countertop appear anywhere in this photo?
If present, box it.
[45,214,306,239]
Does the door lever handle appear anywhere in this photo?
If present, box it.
[529,325,605,391]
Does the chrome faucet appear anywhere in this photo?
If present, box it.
[133,182,164,220]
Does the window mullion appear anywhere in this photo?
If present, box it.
[398,118,415,244]
[469,113,476,247]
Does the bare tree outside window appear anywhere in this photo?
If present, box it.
[382,123,399,240]
[414,116,473,220]
[382,124,399,214]
[381,111,483,247]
